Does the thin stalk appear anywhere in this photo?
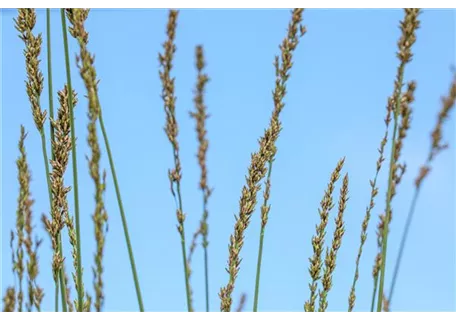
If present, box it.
[204,242,209,312]
[60,9,83,311]
[376,67,404,312]
[176,183,192,311]
[253,160,273,312]
[370,274,379,312]
[47,8,68,312]
[388,185,420,303]
[98,110,144,311]
[46,9,55,145]
[54,284,58,312]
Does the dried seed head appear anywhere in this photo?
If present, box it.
[305,157,345,312]
[319,173,349,312]
[14,9,46,131]
[221,9,306,312]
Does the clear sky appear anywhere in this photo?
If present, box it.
[1,9,455,312]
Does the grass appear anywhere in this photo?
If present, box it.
[2,8,455,312]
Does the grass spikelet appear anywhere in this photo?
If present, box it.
[305,157,345,312]
[376,8,421,311]
[388,72,456,306]
[188,44,212,312]
[158,9,193,312]
[219,9,306,312]
[319,173,349,312]
[348,97,393,312]
[2,287,16,312]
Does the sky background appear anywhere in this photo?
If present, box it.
[1,9,455,312]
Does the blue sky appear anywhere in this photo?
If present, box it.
[1,9,455,312]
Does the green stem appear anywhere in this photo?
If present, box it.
[376,65,405,312]
[98,110,144,311]
[388,187,421,305]
[253,160,273,312]
[370,273,379,312]
[176,183,192,312]
[253,229,265,312]
[55,282,59,312]
[58,238,68,312]
[61,9,83,311]
[203,243,209,312]
[46,9,55,146]
[47,8,68,312]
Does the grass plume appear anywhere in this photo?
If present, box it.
[158,9,193,312]
[42,84,80,311]
[253,12,307,307]
[348,97,393,312]
[188,45,212,312]
[305,157,345,312]
[66,9,144,311]
[14,127,27,312]
[219,9,305,312]
[376,8,421,311]
[17,126,44,312]
[65,8,109,311]
[318,173,349,312]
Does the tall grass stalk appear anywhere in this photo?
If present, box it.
[158,10,193,311]
[388,73,456,306]
[348,97,392,312]
[376,9,420,311]
[46,9,69,312]
[60,9,84,311]
[64,8,145,311]
[219,9,306,312]
[189,45,212,312]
